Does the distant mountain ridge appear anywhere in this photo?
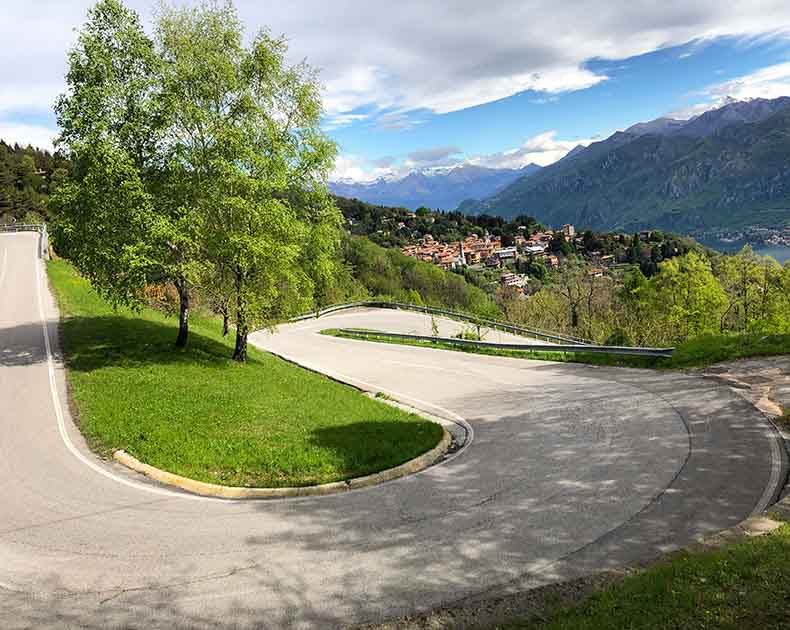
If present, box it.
[330,163,542,210]
[458,97,790,232]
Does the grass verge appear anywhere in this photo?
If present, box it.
[497,521,790,630]
[321,329,790,370]
[48,260,443,488]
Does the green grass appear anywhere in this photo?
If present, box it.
[48,260,443,488]
[320,329,662,368]
[498,522,790,630]
[320,329,790,370]
[667,333,790,367]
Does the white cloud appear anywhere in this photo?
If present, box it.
[331,154,395,182]
[0,83,63,115]
[407,146,462,164]
[468,131,593,169]
[322,112,369,131]
[333,131,591,181]
[375,112,424,132]
[706,60,790,101]
[5,0,790,127]
[0,123,56,151]
[670,60,790,118]
[239,1,790,117]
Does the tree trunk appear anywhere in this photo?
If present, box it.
[570,304,579,329]
[175,277,189,348]
[232,267,248,362]
[221,305,229,337]
[233,324,248,362]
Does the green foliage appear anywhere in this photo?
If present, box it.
[153,1,341,360]
[341,235,501,317]
[505,248,789,348]
[647,251,728,342]
[503,523,790,630]
[52,0,194,317]
[0,142,70,224]
[51,142,163,308]
[714,245,787,333]
[454,325,486,341]
[548,232,573,256]
[334,195,543,248]
[51,0,341,358]
[667,332,790,368]
[517,255,548,280]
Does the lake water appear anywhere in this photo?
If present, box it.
[696,238,790,265]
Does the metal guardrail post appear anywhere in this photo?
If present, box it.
[336,329,676,359]
[0,223,50,259]
[289,299,593,346]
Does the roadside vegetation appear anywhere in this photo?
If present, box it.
[49,259,443,487]
[503,246,790,349]
[48,0,501,361]
[335,194,544,249]
[337,235,501,318]
[52,0,342,361]
[497,521,790,630]
[0,141,69,225]
[322,328,790,369]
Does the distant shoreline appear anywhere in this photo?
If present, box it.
[696,237,790,265]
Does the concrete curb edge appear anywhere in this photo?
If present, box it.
[113,427,452,500]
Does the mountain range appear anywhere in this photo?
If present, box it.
[330,163,541,211]
[458,97,790,232]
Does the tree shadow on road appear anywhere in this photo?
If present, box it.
[1,315,238,371]
[0,322,49,367]
[1,324,782,630]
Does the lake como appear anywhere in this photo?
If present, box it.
[696,238,790,265]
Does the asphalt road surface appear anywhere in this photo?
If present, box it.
[0,231,786,629]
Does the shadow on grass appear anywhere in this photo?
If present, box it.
[59,315,243,373]
[309,420,443,476]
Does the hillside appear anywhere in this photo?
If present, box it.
[459,98,790,232]
[339,235,500,318]
[0,141,70,224]
[330,163,541,211]
[334,195,542,248]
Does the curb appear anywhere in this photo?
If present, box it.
[113,427,452,500]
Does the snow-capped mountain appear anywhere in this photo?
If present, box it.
[330,163,542,210]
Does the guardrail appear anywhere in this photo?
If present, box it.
[335,328,676,358]
[293,300,590,345]
[0,223,44,232]
[0,223,50,259]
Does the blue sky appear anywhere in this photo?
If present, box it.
[329,36,790,180]
[2,1,790,180]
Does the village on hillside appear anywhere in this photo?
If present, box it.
[400,223,617,294]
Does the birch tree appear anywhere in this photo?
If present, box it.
[156,2,341,361]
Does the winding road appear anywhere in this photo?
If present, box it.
[0,231,786,629]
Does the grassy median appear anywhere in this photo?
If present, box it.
[500,521,790,630]
[321,329,790,370]
[48,260,443,488]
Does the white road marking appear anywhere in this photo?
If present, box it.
[32,245,210,502]
[33,243,465,501]
[0,246,8,292]
[752,419,784,515]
